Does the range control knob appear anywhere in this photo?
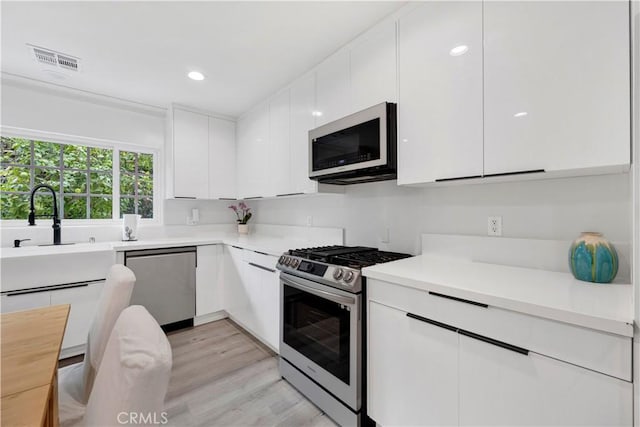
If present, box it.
[286,257,293,267]
[343,270,355,283]
[333,268,344,280]
[291,259,300,268]
[278,256,286,265]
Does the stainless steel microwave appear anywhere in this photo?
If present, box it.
[309,102,397,185]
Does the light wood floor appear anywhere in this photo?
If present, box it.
[163,319,337,427]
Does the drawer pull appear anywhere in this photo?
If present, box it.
[276,192,304,197]
[429,291,488,308]
[248,262,276,273]
[406,312,458,333]
[459,329,529,356]
[253,250,269,256]
[483,169,545,178]
[5,281,97,296]
[435,175,482,182]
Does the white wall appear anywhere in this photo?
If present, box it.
[163,199,235,225]
[1,76,165,148]
[254,173,631,256]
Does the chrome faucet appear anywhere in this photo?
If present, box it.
[28,184,61,245]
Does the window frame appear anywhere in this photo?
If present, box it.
[0,127,161,226]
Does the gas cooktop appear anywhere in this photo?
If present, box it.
[286,245,412,268]
[277,246,412,293]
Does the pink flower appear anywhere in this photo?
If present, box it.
[238,201,247,210]
[228,205,238,212]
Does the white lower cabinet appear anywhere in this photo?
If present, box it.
[367,283,633,426]
[458,334,633,426]
[1,291,51,313]
[223,246,280,351]
[196,245,223,318]
[50,281,105,350]
[1,280,104,355]
[368,301,458,426]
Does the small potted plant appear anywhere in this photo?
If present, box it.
[229,201,252,234]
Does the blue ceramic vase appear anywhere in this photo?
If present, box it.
[569,232,618,283]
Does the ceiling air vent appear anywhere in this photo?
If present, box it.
[56,54,78,71]
[27,44,81,73]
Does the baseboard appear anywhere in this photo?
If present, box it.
[226,314,279,354]
[194,310,228,326]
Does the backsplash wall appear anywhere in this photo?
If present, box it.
[252,173,632,256]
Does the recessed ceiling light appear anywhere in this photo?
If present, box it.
[514,111,528,118]
[311,111,323,117]
[188,71,205,81]
[449,45,469,56]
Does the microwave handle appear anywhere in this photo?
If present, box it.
[281,276,356,306]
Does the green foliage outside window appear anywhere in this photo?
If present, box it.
[0,137,154,220]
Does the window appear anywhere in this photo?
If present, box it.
[0,136,155,220]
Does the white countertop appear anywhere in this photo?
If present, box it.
[362,255,634,337]
[0,233,310,259]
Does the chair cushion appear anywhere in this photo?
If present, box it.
[58,363,86,427]
[84,306,172,427]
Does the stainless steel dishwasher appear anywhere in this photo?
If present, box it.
[125,246,196,327]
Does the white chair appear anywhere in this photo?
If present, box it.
[58,264,136,425]
[77,305,172,427]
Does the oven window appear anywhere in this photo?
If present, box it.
[283,283,351,384]
[312,118,381,171]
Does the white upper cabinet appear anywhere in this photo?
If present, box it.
[397,2,483,185]
[269,89,292,196]
[172,108,209,198]
[483,1,630,176]
[237,105,270,199]
[315,51,351,126]
[350,21,397,114]
[289,74,318,194]
[208,117,236,199]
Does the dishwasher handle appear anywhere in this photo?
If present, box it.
[125,246,197,267]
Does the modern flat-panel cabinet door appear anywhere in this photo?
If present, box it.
[236,115,251,199]
[289,74,318,194]
[236,107,269,199]
[397,2,483,185]
[173,108,209,199]
[208,118,236,199]
[350,21,397,114]
[222,245,245,322]
[196,245,222,317]
[259,266,280,351]
[270,89,292,196]
[1,291,51,313]
[368,301,459,426]
[458,333,633,426]
[315,51,351,127]
[483,1,630,176]
[50,281,105,350]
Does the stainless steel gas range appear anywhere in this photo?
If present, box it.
[277,246,411,426]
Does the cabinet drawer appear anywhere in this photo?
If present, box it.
[246,250,278,271]
[368,279,632,381]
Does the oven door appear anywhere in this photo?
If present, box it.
[280,272,361,410]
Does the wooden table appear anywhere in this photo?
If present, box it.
[1,305,70,427]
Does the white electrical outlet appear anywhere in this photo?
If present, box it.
[488,216,502,236]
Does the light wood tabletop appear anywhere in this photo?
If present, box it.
[1,304,70,427]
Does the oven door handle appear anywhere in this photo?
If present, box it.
[281,276,356,306]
